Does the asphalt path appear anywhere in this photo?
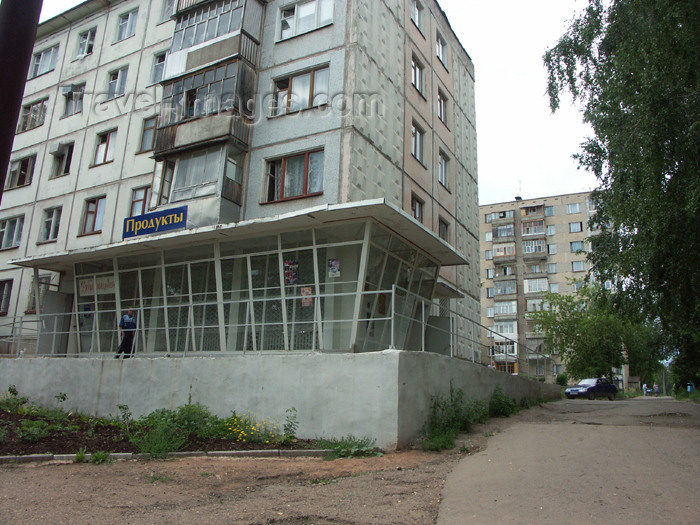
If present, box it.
[438,397,700,525]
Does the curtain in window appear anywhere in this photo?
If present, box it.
[284,155,305,198]
[307,151,324,193]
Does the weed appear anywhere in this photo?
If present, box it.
[148,474,173,483]
[54,392,67,404]
[117,404,132,436]
[200,472,214,477]
[75,448,87,463]
[130,421,188,459]
[90,451,113,464]
[0,385,28,413]
[317,435,382,459]
[0,424,8,443]
[17,420,50,442]
[489,386,518,417]
[482,431,495,437]
[224,411,280,445]
[284,407,299,440]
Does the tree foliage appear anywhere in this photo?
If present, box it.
[543,0,700,386]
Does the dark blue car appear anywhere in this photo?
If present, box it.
[565,378,618,400]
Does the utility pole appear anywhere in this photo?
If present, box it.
[0,0,44,205]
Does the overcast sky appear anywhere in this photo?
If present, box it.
[37,0,599,205]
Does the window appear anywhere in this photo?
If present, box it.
[550,283,559,293]
[0,216,24,249]
[40,207,62,242]
[495,280,516,296]
[437,90,448,124]
[51,143,74,177]
[152,52,167,84]
[130,187,151,217]
[438,151,449,188]
[411,121,424,163]
[171,0,245,51]
[107,67,128,99]
[411,195,424,223]
[486,268,494,279]
[30,45,58,78]
[161,61,240,125]
[411,55,424,94]
[139,116,158,152]
[0,280,12,315]
[410,0,424,31]
[436,33,447,65]
[82,197,106,235]
[496,266,513,277]
[93,130,117,166]
[527,264,542,274]
[493,243,515,257]
[548,244,557,255]
[527,299,544,312]
[486,287,494,298]
[567,202,582,214]
[6,155,36,189]
[522,220,544,236]
[170,147,224,202]
[77,28,96,57]
[439,218,449,241]
[160,0,176,23]
[547,263,557,274]
[273,66,329,115]
[573,281,585,292]
[266,150,323,203]
[524,278,548,294]
[545,205,554,216]
[523,239,545,254]
[494,321,516,335]
[494,301,517,315]
[494,224,514,238]
[26,275,52,314]
[62,84,85,116]
[546,224,556,235]
[117,9,139,41]
[569,222,583,233]
[588,199,597,211]
[487,306,495,318]
[485,232,492,242]
[280,0,333,40]
[572,260,587,272]
[485,250,493,260]
[570,241,585,252]
[17,99,48,132]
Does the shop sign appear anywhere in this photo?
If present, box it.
[123,206,187,239]
[79,275,116,296]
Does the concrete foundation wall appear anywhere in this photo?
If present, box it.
[0,351,560,448]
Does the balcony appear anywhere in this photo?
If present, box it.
[155,113,252,157]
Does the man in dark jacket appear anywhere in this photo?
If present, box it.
[116,309,137,358]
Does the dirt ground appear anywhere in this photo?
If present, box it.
[1,397,699,524]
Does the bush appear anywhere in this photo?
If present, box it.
[17,420,50,442]
[556,373,569,387]
[317,435,382,459]
[130,421,188,459]
[489,386,518,418]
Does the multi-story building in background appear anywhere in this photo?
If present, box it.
[0,0,480,359]
[479,192,599,380]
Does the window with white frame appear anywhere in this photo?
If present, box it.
[485,232,492,242]
[411,121,424,163]
[17,99,48,132]
[40,207,62,242]
[550,282,559,293]
[93,130,117,166]
[0,216,24,249]
[107,67,128,99]
[494,321,516,336]
[273,66,329,115]
[522,220,544,235]
[0,280,12,315]
[152,52,167,84]
[527,263,542,274]
[168,146,224,202]
[411,194,424,223]
[486,287,494,298]
[76,28,96,57]
[411,55,424,94]
[160,0,176,23]
[523,239,546,254]
[437,89,448,124]
[569,221,583,233]
[116,9,139,42]
[62,84,85,116]
[547,263,558,274]
[139,116,158,152]
[171,0,244,51]
[527,298,544,312]
[573,281,585,292]
[487,306,495,318]
[570,240,585,252]
[572,260,586,272]
[485,250,493,260]
[82,197,106,235]
[51,143,74,178]
[494,224,514,238]
[486,268,494,279]
[493,243,515,257]
[130,187,151,217]
[494,301,517,315]
[26,275,52,313]
[546,224,556,235]
[496,266,513,277]
[495,280,516,296]
[524,278,548,293]
[410,0,424,31]
[567,202,582,214]
[30,45,58,78]
[266,149,324,202]
[6,155,36,189]
[438,151,449,188]
[548,244,557,255]
[280,0,333,40]
[545,205,554,216]
[436,33,447,65]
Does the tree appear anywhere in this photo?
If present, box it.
[543,0,700,386]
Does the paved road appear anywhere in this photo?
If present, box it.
[438,397,700,525]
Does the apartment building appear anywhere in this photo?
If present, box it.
[0,0,480,359]
[479,192,599,380]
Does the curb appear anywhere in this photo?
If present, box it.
[0,449,327,465]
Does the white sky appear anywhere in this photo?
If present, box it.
[38,0,599,205]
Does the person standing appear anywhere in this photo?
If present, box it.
[653,382,660,397]
[116,309,137,358]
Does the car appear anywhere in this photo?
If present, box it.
[565,378,618,400]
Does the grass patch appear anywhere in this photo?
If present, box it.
[317,435,382,459]
[89,451,113,464]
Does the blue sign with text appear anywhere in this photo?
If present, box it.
[123,206,187,239]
